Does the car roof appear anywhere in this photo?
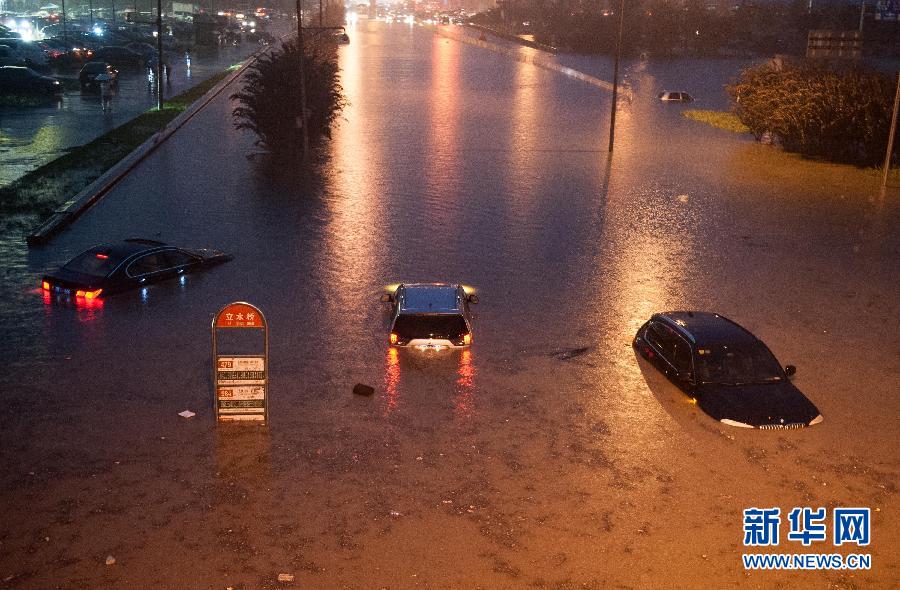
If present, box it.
[398,283,462,313]
[652,311,758,346]
[77,238,169,259]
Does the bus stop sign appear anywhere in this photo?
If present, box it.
[212,302,268,422]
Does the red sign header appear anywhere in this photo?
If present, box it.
[215,302,265,328]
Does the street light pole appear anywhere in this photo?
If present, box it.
[296,0,310,160]
[608,0,625,152]
[156,0,163,110]
[61,0,68,45]
[882,72,899,189]
[319,0,323,25]
[90,0,94,29]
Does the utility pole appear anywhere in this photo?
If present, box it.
[608,0,625,152]
[296,0,310,160]
[882,72,899,189]
[112,0,116,23]
[319,0,323,25]
[61,0,67,45]
[89,0,94,29]
[858,0,865,32]
[156,0,163,110]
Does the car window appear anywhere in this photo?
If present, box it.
[128,252,169,276]
[393,314,468,340]
[165,250,198,267]
[695,343,783,384]
[646,321,676,360]
[63,250,122,278]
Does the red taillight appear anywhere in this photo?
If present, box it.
[463,333,472,345]
[74,289,102,299]
[42,281,50,291]
[389,333,398,345]
[95,253,109,259]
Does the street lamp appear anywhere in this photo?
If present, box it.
[608,0,625,152]
[156,0,163,110]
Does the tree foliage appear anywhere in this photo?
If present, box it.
[728,62,897,165]
[231,36,346,155]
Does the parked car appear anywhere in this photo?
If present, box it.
[93,45,146,67]
[0,66,62,96]
[41,239,233,300]
[124,41,158,60]
[79,61,118,89]
[633,311,823,429]
[0,38,49,69]
[0,45,24,67]
[381,283,478,349]
[657,91,694,102]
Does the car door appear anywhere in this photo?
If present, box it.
[644,321,694,390]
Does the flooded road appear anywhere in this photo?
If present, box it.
[0,40,264,187]
[0,19,898,589]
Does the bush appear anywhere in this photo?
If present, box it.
[728,62,898,165]
[231,36,345,156]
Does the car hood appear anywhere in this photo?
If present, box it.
[697,381,820,428]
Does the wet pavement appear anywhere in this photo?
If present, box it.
[0,17,898,589]
[0,39,266,187]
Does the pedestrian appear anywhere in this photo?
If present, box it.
[97,72,112,112]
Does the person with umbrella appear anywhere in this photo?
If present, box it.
[97,71,112,112]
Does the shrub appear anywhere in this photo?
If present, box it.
[728,62,897,165]
[231,36,345,156]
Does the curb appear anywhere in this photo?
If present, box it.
[25,40,282,247]
[427,24,615,93]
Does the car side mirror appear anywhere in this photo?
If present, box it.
[784,365,796,377]
[466,294,479,304]
[380,294,394,303]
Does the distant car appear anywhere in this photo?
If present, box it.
[79,61,118,89]
[0,66,62,95]
[334,31,350,44]
[658,91,694,102]
[633,311,823,429]
[124,41,157,59]
[381,283,478,349]
[93,45,146,67]
[41,239,233,300]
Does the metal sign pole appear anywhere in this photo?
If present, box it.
[883,72,900,189]
[212,302,269,423]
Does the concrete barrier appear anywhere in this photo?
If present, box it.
[26,37,289,246]
[427,25,615,93]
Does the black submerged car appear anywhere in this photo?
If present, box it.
[41,239,232,300]
[633,311,823,429]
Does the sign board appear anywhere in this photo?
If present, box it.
[807,30,862,59]
[212,302,268,422]
[875,0,898,20]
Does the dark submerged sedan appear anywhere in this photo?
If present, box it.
[633,311,823,429]
[41,239,232,300]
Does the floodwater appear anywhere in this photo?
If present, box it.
[0,39,264,187]
[0,18,898,589]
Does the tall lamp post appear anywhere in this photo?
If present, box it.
[61,0,68,45]
[608,0,625,152]
[882,72,900,189]
[156,0,163,110]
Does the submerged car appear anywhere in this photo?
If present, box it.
[633,311,823,429]
[41,238,232,300]
[78,61,118,89]
[0,66,62,96]
[381,283,478,349]
[657,91,694,102]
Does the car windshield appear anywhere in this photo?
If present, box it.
[83,63,105,72]
[393,314,468,340]
[695,343,784,385]
[62,250,121,278]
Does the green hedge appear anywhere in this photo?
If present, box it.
[728,63,897,165]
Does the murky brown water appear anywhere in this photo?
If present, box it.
[0,18,898,589]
